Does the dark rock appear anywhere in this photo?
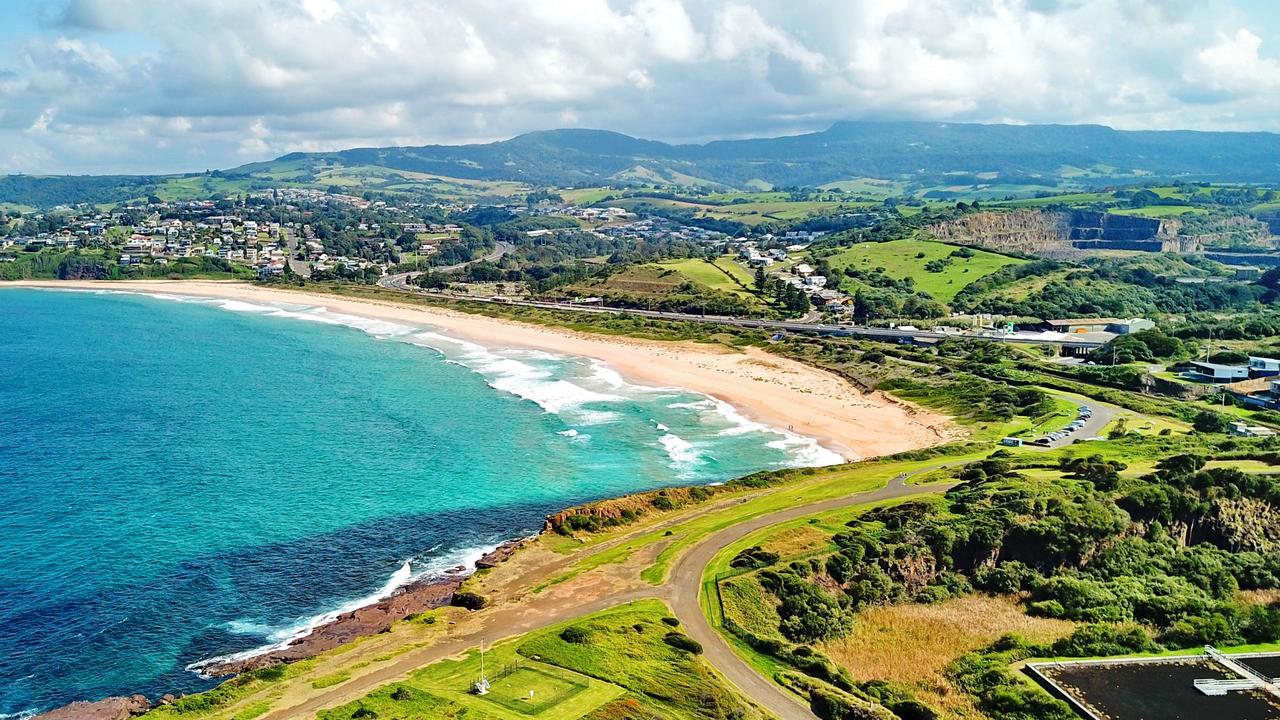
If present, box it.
[475,539,527,569]
[192,576,464,677]
[35,694,150,720]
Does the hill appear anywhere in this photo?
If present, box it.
[231,121,1280,190]
[5,121,1280,208]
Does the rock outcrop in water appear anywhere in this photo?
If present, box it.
[34,694,150,720]
[193,575,465,676]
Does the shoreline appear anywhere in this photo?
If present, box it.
[10,279,954,719]
[8,280,952,460]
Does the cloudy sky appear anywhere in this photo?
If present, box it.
[0,0,1278,174]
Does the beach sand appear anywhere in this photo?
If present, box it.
[10,280,953,460]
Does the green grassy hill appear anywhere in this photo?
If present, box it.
[822,239,1027,303]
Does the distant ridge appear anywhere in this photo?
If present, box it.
[4,121,1280,208]
[231,120,1280,188]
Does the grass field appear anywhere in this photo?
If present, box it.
[821,238,1027,302]
[657,257,757,299]
[1110,205,1205,218]
[601,196,875,226]
[318,600,764,720]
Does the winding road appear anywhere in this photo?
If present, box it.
[261,465,962,719]
[668,469,960,720]
[378,241,514,290]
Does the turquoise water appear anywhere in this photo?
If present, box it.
[0,288,839,716]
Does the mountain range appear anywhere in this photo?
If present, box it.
[4,121,1280,208]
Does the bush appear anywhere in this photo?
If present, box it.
[560,626,590,644]
[663,632,703,654]
[731,546,780,569]
[661,616,681,627]
[1193,410,1232,434]
[652,494,677,511]
[1048,624,1158,657]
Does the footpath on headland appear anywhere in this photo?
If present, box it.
[250,464,962,720]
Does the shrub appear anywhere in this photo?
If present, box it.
[661,616,681,627]
[663,632,703,654]
[561,626,590,643]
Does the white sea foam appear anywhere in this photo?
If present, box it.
[408,331,624,422]
[671,395,846,467]
[558,428,579,437]
[51,288,844,467]
[189,542,501,675]
[658,432,705,476]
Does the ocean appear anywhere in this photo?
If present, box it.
[0,288,840,717]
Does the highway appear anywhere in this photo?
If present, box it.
[377,241,514,290]
[370,275,1106,350]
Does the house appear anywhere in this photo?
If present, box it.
[793,263,814,277]
[1225,378,1278,409]
[1185,361,1250,383]
[1248,356,1280,378]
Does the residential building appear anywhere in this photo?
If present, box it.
[1248,356,1280,378]
[1185,361,1251,383]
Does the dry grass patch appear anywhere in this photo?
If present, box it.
[1239,589,1280,606]
[822,595,1075,717]
[760,526,831,558]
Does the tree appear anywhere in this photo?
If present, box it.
[1192,411,1232,434]
[754,265,767,291]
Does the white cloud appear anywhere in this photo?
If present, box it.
[1187,28,1280,96]
[0,0,1276,173]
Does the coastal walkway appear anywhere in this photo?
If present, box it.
[261,465,960,720]
[667,468,959,720]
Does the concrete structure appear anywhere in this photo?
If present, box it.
[1043,318,1119,333]
[1107,318,1155,335]
[1229,421,1276,438]
[1041,317,1153,335]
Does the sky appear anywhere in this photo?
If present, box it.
[0,0,1278,175]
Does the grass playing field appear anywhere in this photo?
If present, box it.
[316,600,765,720]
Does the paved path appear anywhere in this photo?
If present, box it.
[1039,392,1120,448]
[666,468,960,720]
[262,465,961,718]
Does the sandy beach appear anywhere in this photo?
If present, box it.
[9,280,952,460]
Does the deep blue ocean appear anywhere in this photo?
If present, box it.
[0,288,839,717]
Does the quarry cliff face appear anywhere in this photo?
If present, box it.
[928,209,1179,257]
[928,209,1074,257]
